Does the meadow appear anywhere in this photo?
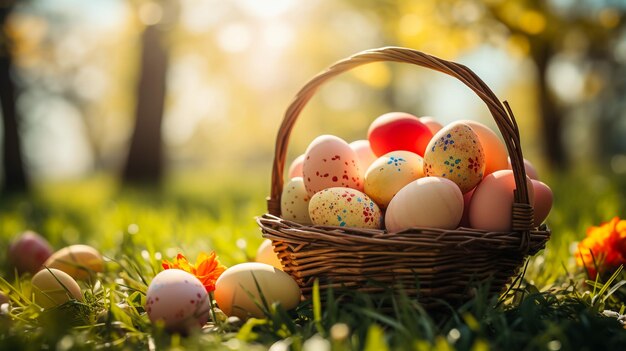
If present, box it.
[1,167,626,350]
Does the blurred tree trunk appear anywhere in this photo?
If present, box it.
[122,24,168,184]
[531,41,566,169]
[0,4,28,193]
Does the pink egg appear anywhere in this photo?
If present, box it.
[385,177,464,232]
[287,154,305,179]
[469,170,535,232]
[349,140,377,173]
[146,269,211,333]
[8,231,53,274]
[419,116,443,135]
[368,112,433,157]
[303,135,363,196]
[532,180,553,226]
[508,157,539,180]
[454,120,509,177]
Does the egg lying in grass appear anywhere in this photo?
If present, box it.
[43,245,104,281]
[8,231,53,274]
[309,187,383,229]
[214,263,301,319]
[364,151,424,208]
[146,269,211,333]
[280,177,312,225]
[424,123,485,193]
[255,239,283,270]
[385,177,464,232]
[31,268,83,309]
[302,135,363,196]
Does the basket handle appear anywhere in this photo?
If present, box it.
[267,47,534,233]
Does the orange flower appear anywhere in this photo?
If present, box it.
[577,217,626,278]
[162,252,227,293]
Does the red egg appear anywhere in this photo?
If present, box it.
[532,180,553,226]
[8,231,53,274]
[367,112,433,157]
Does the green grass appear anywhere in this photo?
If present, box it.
[1,169,626,350]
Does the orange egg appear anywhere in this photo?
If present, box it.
[303,135,363,196]
[469,170,535,232]
[287,154,305,179]
[453,120,509,177]
[532,180,553,226]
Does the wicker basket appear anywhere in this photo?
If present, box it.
[257,47,551,307]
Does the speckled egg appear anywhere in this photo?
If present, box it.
[43,245,104,281]
[31,268,83,309]
[424,123,485,193]
[308,187,382,229]
[364,151,424,208]
[146,269,211,333]
[280,177,312,225]
[303,135,363,197]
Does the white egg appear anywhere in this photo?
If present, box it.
[146,269,211,333]
[214,263,301,319]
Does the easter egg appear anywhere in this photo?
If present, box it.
[302,135,363,196]
[508,157,539,180]
[146,269,211,333]
[364,151,424,208]
[459,189,474,228]
[255,239,283,270]
[280,177,312,225]
[367,112,433,157]
[31,268,83,309]
[309,188,383,229]
[349,140,378,173]
[43,245,104,281]
[419,116,443,135]
[469,170,535,232]
[532,180,553,226]
[287,154,305,179]
[8,231,53,274]
[214,262,301,319]
[385,177,464,232]
[424,123,485,193]
[454,120,509,177]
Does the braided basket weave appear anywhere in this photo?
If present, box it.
[257,47,551,307]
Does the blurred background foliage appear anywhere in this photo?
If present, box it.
[0,0,624,193]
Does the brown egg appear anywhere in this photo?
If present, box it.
[532,180,553,226]
[43,245,104,280]
[31,268,83,309]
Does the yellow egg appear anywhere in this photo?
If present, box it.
[424,123,485,193]
[255,239,283,270]
[31,268,83,309]
[364,151,424,208]
[280,177,312,225]
[454,120,509,177]
[43,245,104,280]
[385,177,464,232]
[303,135,363,196]
[214,263,301,319]
[308,187,382,229]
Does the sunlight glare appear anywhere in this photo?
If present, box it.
[236,0,295,19]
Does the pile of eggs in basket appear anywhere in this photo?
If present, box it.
[282,112,553,232]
